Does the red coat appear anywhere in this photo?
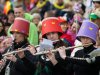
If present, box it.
[61,33,74,46]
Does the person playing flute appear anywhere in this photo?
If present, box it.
[0,18,35,75]
[28,17,72,75]
[46,20,100,75]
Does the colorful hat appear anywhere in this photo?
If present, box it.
[89,13,99,19]
[77,20,99,43]
[10,18,30,36]
[42,17,63,38]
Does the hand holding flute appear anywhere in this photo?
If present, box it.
[17,48,26,59]
[0,60,5,67]
[5,54,17,62]
[46,51,58,65]
[27,45,37,55]
[57,46,67,60]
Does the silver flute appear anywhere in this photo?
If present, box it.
[0,43,95,72]
[2,43,93,56]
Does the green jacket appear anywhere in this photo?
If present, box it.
[28,22,38,45]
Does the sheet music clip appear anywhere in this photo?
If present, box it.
[39,38,54,52]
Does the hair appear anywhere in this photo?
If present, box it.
[1,14,8,22]
[65,2,73,11]
[4,22,11,26]
[14,4,24,10]
[81,3,86,14]
[7,9,14,15]
[43,32,62,39]
[0,19,7,36]
[32,13,41,20]
[44,10,55,18]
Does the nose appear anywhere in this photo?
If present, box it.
[83,37,88,42]
[15,12,20,17]
[12,32,17,38]
[49,33,53,38]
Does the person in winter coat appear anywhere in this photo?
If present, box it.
[0,18,35,75]
[27,17,71,75]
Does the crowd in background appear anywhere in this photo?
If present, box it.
[0,0,100,75]
[0,0,99,48]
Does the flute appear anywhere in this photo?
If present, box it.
[34,43,93,55]
[2,43,93,57]
[2,45,40,57]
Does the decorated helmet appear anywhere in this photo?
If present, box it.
[77,20,99,44]
[42,17,63,38]
[10,18,30,36]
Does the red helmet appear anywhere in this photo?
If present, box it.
[10,18,30,36]
[42,17,63,38]
[58,16,67,23]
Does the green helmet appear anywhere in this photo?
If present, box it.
[89,13,99,19]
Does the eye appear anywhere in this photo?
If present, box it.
[51,32,55,34]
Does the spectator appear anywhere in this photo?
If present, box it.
[7,9,15,24]
[32,13,41,26]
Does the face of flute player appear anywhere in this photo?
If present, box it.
[80,36,93,47]
[12,32,26,43]
[45,32,59,41]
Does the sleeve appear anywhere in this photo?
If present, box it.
[64,56,92,66]
[14,57,36,75]
[53,60,74,75]
[64,49,99,66]
[93,56,100,69]
[64,50,94,66]
[0,53,2,59]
